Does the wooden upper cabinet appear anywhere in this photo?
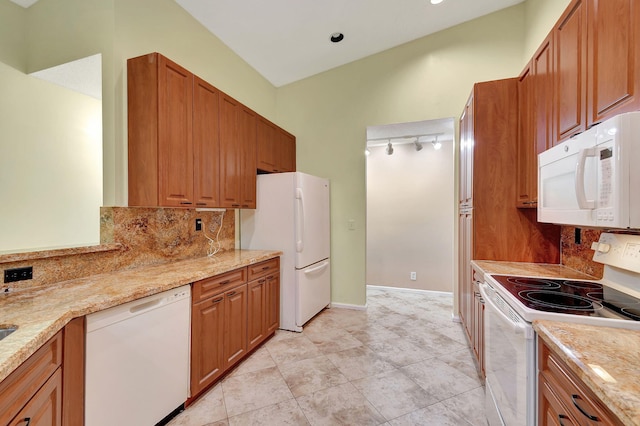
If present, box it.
[554,0,587,143]
[219,93,242,208]
[516,64,535,208]
[459,93,474,207]
[239,106,257,209]
[257,116,296,173]
[128,53,223,208]
[587,0,640,125]
[219,93,257,209]
[128,53,194,207]
[533,35,554,154]
[193,77,221,207]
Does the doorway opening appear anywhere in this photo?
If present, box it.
[365,118,455,293]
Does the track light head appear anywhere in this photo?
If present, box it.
[386,142,394,155]
[414,140,423,151]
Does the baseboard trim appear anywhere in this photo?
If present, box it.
[330,302,368,311]
[366,284,453,296]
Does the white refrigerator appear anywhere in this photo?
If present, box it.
[240,172,331,332]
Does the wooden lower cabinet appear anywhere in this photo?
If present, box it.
[0,332,63,426]
[191,259,280,398]
[247,259,280,352]
[538,336,623,426]
[223,283,248,369]
[10,369,62,426]
[0,319,84,426]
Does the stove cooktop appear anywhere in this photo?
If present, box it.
[490,275,640,321]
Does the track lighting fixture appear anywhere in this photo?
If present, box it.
[432,135,442,150]
[414,139,423,151]
[386,141,394,155]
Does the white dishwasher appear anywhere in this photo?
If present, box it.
[85,285,191,426]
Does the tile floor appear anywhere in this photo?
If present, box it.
[168,286,486,425]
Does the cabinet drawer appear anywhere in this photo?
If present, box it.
[0,331,63,425]
[539,338,619,425]
[193,267,247,303]
[248,258,280,281]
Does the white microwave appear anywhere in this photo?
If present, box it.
[538,111,640,229]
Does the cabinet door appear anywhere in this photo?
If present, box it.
[533,35,554,152]
[224,284,248,369]
[457,211,473,340]
[265,272,280,335]
[539,378,579,426]
[587,0,640,125]
[158,55,194,207]
[516,64,536,207]
[459,94,474,207]
[191,294,225,396]
[247,279,266,352]
[257,117,277,172]
[238,106,257,209]
[219,93,242,208]
[276,129,296,172]
[10,368,62,426]
[193,77,220,207]
[554,0,587,142]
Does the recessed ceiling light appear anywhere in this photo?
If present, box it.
[330,32,344,43]
[431,0,444,4]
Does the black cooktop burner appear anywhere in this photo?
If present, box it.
[490,275,640,320]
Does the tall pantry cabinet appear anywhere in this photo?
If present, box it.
[458,79,561,375]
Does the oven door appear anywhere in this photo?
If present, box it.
[480,282,536,426]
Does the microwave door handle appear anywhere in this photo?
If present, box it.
[575,148,596,209]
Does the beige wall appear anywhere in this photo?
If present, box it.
[0,0,572,305]
[366,139,455,292]
[276,5,528,306]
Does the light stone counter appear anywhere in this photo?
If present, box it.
[471,260,596,281]
[535,320,640,426]
[0,249,281,383]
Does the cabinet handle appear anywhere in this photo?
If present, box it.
[571,394,599,421]
[569,131,583,139]
[262,266,270,270]
[227,291,236,297]
[267,275,275,279]
[232,204,240,207]
[523,201,537,205]
[211,297,223,304]
[196,202,207,206]
[557,414,569,426]
[588,121,601,129]
[242,204,249,208]
[219,279,230,285]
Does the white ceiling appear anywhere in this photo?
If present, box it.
[175,0,525,87]
[11,0,525,87]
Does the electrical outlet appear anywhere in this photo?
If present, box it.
[4,266,33,283]
[410,272,417,281]
[195,218,202,231]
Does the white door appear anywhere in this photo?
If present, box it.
[296,259,331,326]
[295,173,330,268]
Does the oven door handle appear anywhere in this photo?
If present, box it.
[479,283,529,337]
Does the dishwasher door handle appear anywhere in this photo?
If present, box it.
[129,298,162,314]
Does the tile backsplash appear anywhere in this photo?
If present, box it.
[0,207,235,290]
[560,226,604,278]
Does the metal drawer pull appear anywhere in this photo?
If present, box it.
[180,201,193,205]
[219,279,231,285]
[262,266,270,270]
[571,394,599,421]
[212,297,223,304]
[558,414,569,426]
[227,291,236,297]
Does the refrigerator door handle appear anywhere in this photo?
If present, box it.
[296,187,304,252]
[304,261,329,274]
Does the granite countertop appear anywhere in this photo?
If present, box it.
[0,249,281,383]
[471,260,597,280]
[535,320,640,426]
